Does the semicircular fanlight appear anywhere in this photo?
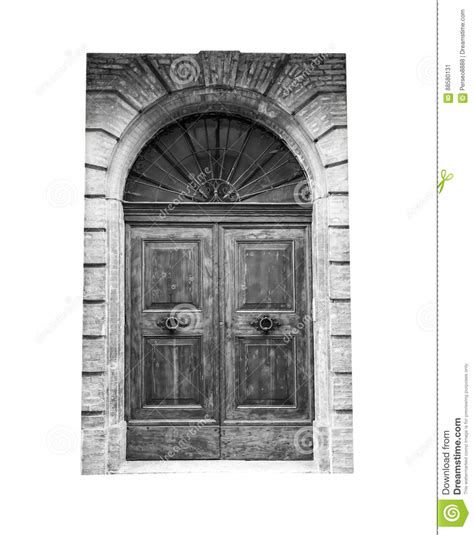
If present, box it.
[124,114,309,203]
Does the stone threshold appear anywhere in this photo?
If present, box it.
[113,460,322,474]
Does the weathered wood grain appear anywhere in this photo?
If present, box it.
[127,226,217,428]
[222,226,313,427]
[127,425,220,460]
[82,52,351,473]
[221,426,313,460]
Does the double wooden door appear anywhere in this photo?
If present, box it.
[126,218,314,460]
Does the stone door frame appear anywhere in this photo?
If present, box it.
[82,54,352,474]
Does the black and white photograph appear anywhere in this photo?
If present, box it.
[4,1,456,534]
[82,52,352,473]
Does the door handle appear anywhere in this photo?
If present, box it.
[250,314,281,334]
[157,315,188,332]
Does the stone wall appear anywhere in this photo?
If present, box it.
[82,52,352,474]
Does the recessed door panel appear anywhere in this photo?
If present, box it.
[236,241,294,311]
[126,221,313,461]
[237,336,296,407]
[127,226,218,459]
[143,240,200,310]
[222,226,313,459]
[143,337,202,407]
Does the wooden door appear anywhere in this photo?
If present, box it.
[221,226,313,459]
[126,225,220,460]
[125,220,313,460]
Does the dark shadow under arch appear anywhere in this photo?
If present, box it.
[124,113,311,204]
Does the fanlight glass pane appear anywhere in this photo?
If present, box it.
[124,114,309,203]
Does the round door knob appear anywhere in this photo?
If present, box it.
[157,316,181,332]
[259,316,274,332]
[250,314,281,334]
[165,316,180,331]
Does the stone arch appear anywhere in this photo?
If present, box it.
[82,53,352,474]
[106,87,328,202]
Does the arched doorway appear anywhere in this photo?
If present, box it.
[82,54,352,474]
[124,113,314,460]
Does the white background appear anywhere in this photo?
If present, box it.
[438,0,472,507]
[1,1,437,533]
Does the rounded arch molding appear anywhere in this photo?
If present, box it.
[82,55,351,476]
[94,87,334,474]
[106,87,327,202]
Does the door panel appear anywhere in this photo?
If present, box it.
[236,241,294,311]
[237,336,296,406]
[221,226,313,459]
[127,425,220,461]
[126,222,313,461]
[127,225,219,459]
[221,425,313,460]
[143,240,201,310]
[143,337,202,407]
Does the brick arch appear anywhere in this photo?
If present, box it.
[106,87,328,202]
[82,53,352,474]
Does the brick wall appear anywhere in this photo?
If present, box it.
[82,52,352,474]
